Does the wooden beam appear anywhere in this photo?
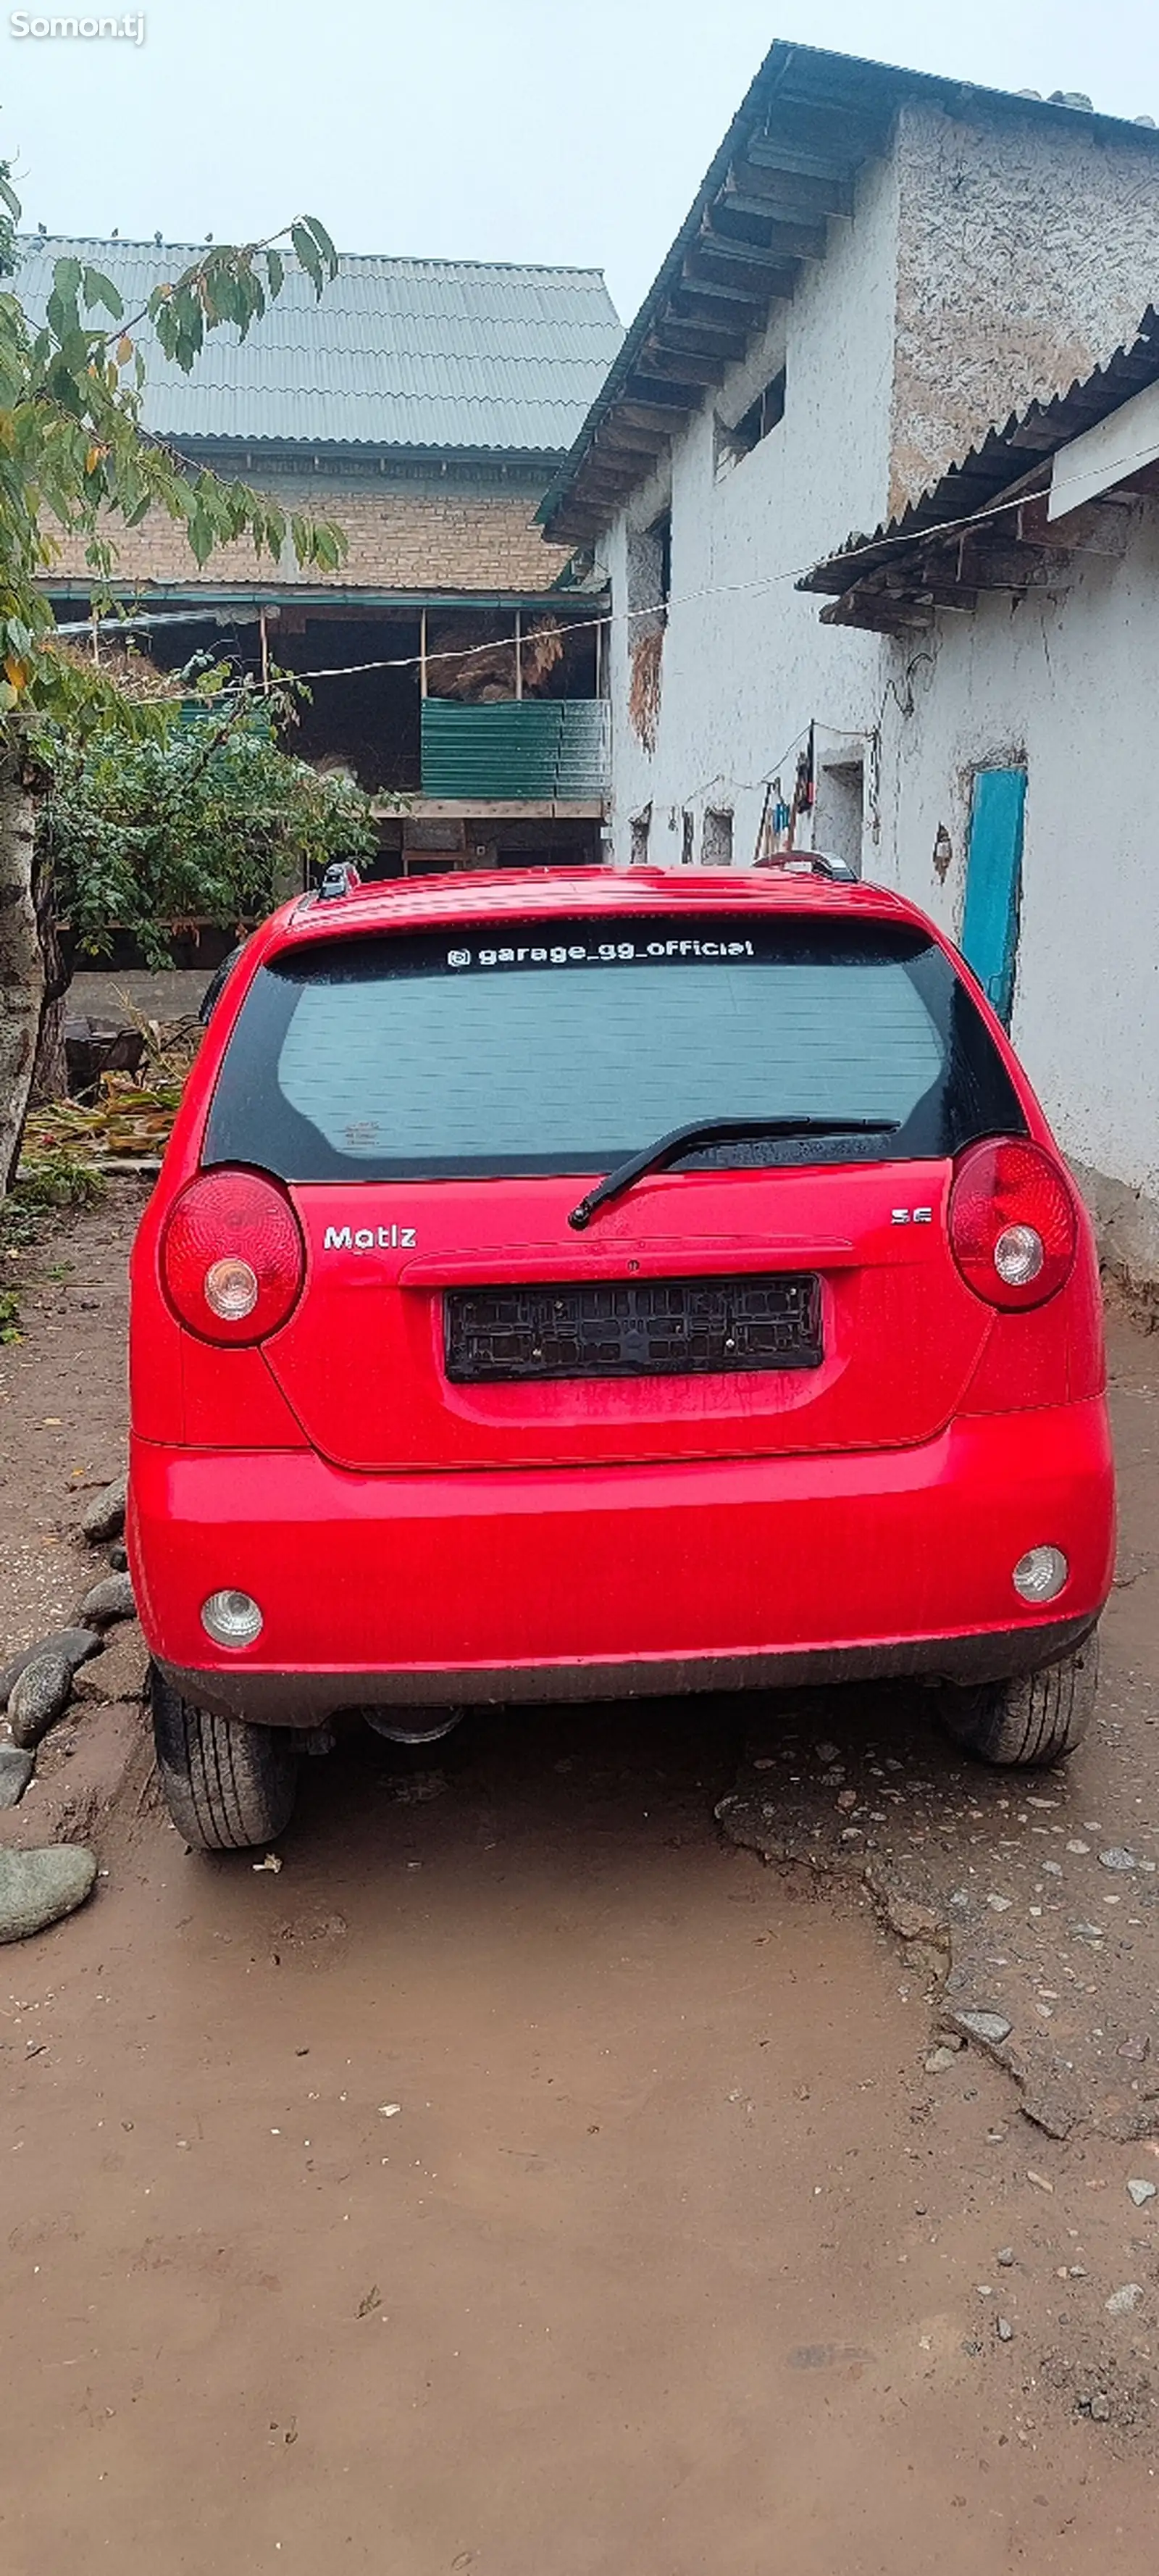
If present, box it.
[730,159,854,219]
[1017,493,1131,556]
[684,247,797,303]
[961,538,1076,590]
[669,279,764,319]
[639,341,726,388]
[819,591,934,632]
[748,111,884,173]
[707,206,828,262]
[622,375,700,414]
[694,220,801,270]
[617,401,685,437]
[593,425,671,463]
[653,318,749,361]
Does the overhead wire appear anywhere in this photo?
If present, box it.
[87,420,1159,706]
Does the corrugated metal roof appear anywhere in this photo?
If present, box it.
[538,39,1159,541]
[801,306,1159,592]
[16,241,622,455]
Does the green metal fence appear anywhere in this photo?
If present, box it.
[420,699,608,800]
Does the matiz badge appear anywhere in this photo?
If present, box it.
[323,1222,417,1251]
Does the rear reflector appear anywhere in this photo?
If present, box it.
[949,1139,1076,1310]
[162,1168,305,1345]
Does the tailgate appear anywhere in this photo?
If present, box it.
[262,1162,993,1470]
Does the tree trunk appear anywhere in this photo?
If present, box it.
[29,848,70,1105]
[0,749,42,1197]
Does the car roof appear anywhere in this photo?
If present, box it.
[266,864,928,955]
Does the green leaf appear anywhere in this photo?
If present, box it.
[264,246,285,299]
[83,267,124,321]
[302,215,338,275]
[290,222,325,296]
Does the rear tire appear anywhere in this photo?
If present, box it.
[151,1667,298,1851]
[940,1628,1100,1767]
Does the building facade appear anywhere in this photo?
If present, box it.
[539,42,1159,1278]
[25,241,622,871]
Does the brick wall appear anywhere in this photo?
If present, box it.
[43,470,572,595]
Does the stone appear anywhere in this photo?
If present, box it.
[925,2046,959,2074]
[75,1571,135,1627]
[1090,2393,1111,2422]
[0,1845,97,1942]
[997,2247,1016,2267]
[80,1473,127,1545]
[1126,2179,1157,2207]
[72,1622,149,1706]
[952,2009,1013,2049]
[1105,2283,1144,2315]
[106,1542,128,1573]
[996,2317,1013,2342]
[1098,1848,1138,1872]
[814,1742,839,1765]
[0,1628,100,1707]
[7,1651,75,1750]
[0,1743,34,1808]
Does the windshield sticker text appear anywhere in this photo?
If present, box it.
[445,938,756,970]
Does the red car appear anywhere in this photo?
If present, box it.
[128,861,1115,1851]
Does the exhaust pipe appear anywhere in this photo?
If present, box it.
[362,1706,464,1748]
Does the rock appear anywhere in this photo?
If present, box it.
[925,2046,959,2074]
[7,1651,75,1750]
[0,1743,34,1808]
[814,1742,839,1765]
[996,2317,1013,2342]
[75,1571,135,1627]
[1099,1847,1138,1872]
[72,1622,149,1706]
[997,2246,1015,2266]
[80,1473,127,1544]
[1105,2283,1144,2315]
[0,1845,97,1942]
[952,2009,1013,2049]
[1126,2178,1157,2207]
[0,1628,100,1707]
[107,1542,128,1573]
[1090,2393,1112,2422]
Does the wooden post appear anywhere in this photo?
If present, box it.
[259,607,270,693]
[419,606,428,700]
[514,607,522,701]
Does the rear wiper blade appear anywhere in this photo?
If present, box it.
[567,1115,900,1232]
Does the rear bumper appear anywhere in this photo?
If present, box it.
[129,1399,1115,1727]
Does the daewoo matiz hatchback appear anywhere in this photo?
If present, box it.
[127,862,1114,1850]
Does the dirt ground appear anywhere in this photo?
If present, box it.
[2,1188,1159,2575]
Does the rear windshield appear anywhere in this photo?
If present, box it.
[204,913,1026,1182]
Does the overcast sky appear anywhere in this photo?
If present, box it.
[6,0,1159,322]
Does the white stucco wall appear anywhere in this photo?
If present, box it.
[876,512,1159,1277]
[601,149,900,870]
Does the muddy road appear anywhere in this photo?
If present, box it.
[1,1191,1158,2573]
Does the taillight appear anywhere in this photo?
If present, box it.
[949,1138,1077,1310]
[161,1168,305,1345]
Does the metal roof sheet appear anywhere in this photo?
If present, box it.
[801,306,1159,593]
[538,39,1159,541]
[16,241,622,455]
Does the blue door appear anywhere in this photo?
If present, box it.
[961,767,1026,1027]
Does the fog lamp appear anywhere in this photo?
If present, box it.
[201,1588,264,1647]
[1012,1546,1068,1604]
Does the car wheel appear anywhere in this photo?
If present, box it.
[940,1629,1100,1767]
[151,1667,298,1851]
